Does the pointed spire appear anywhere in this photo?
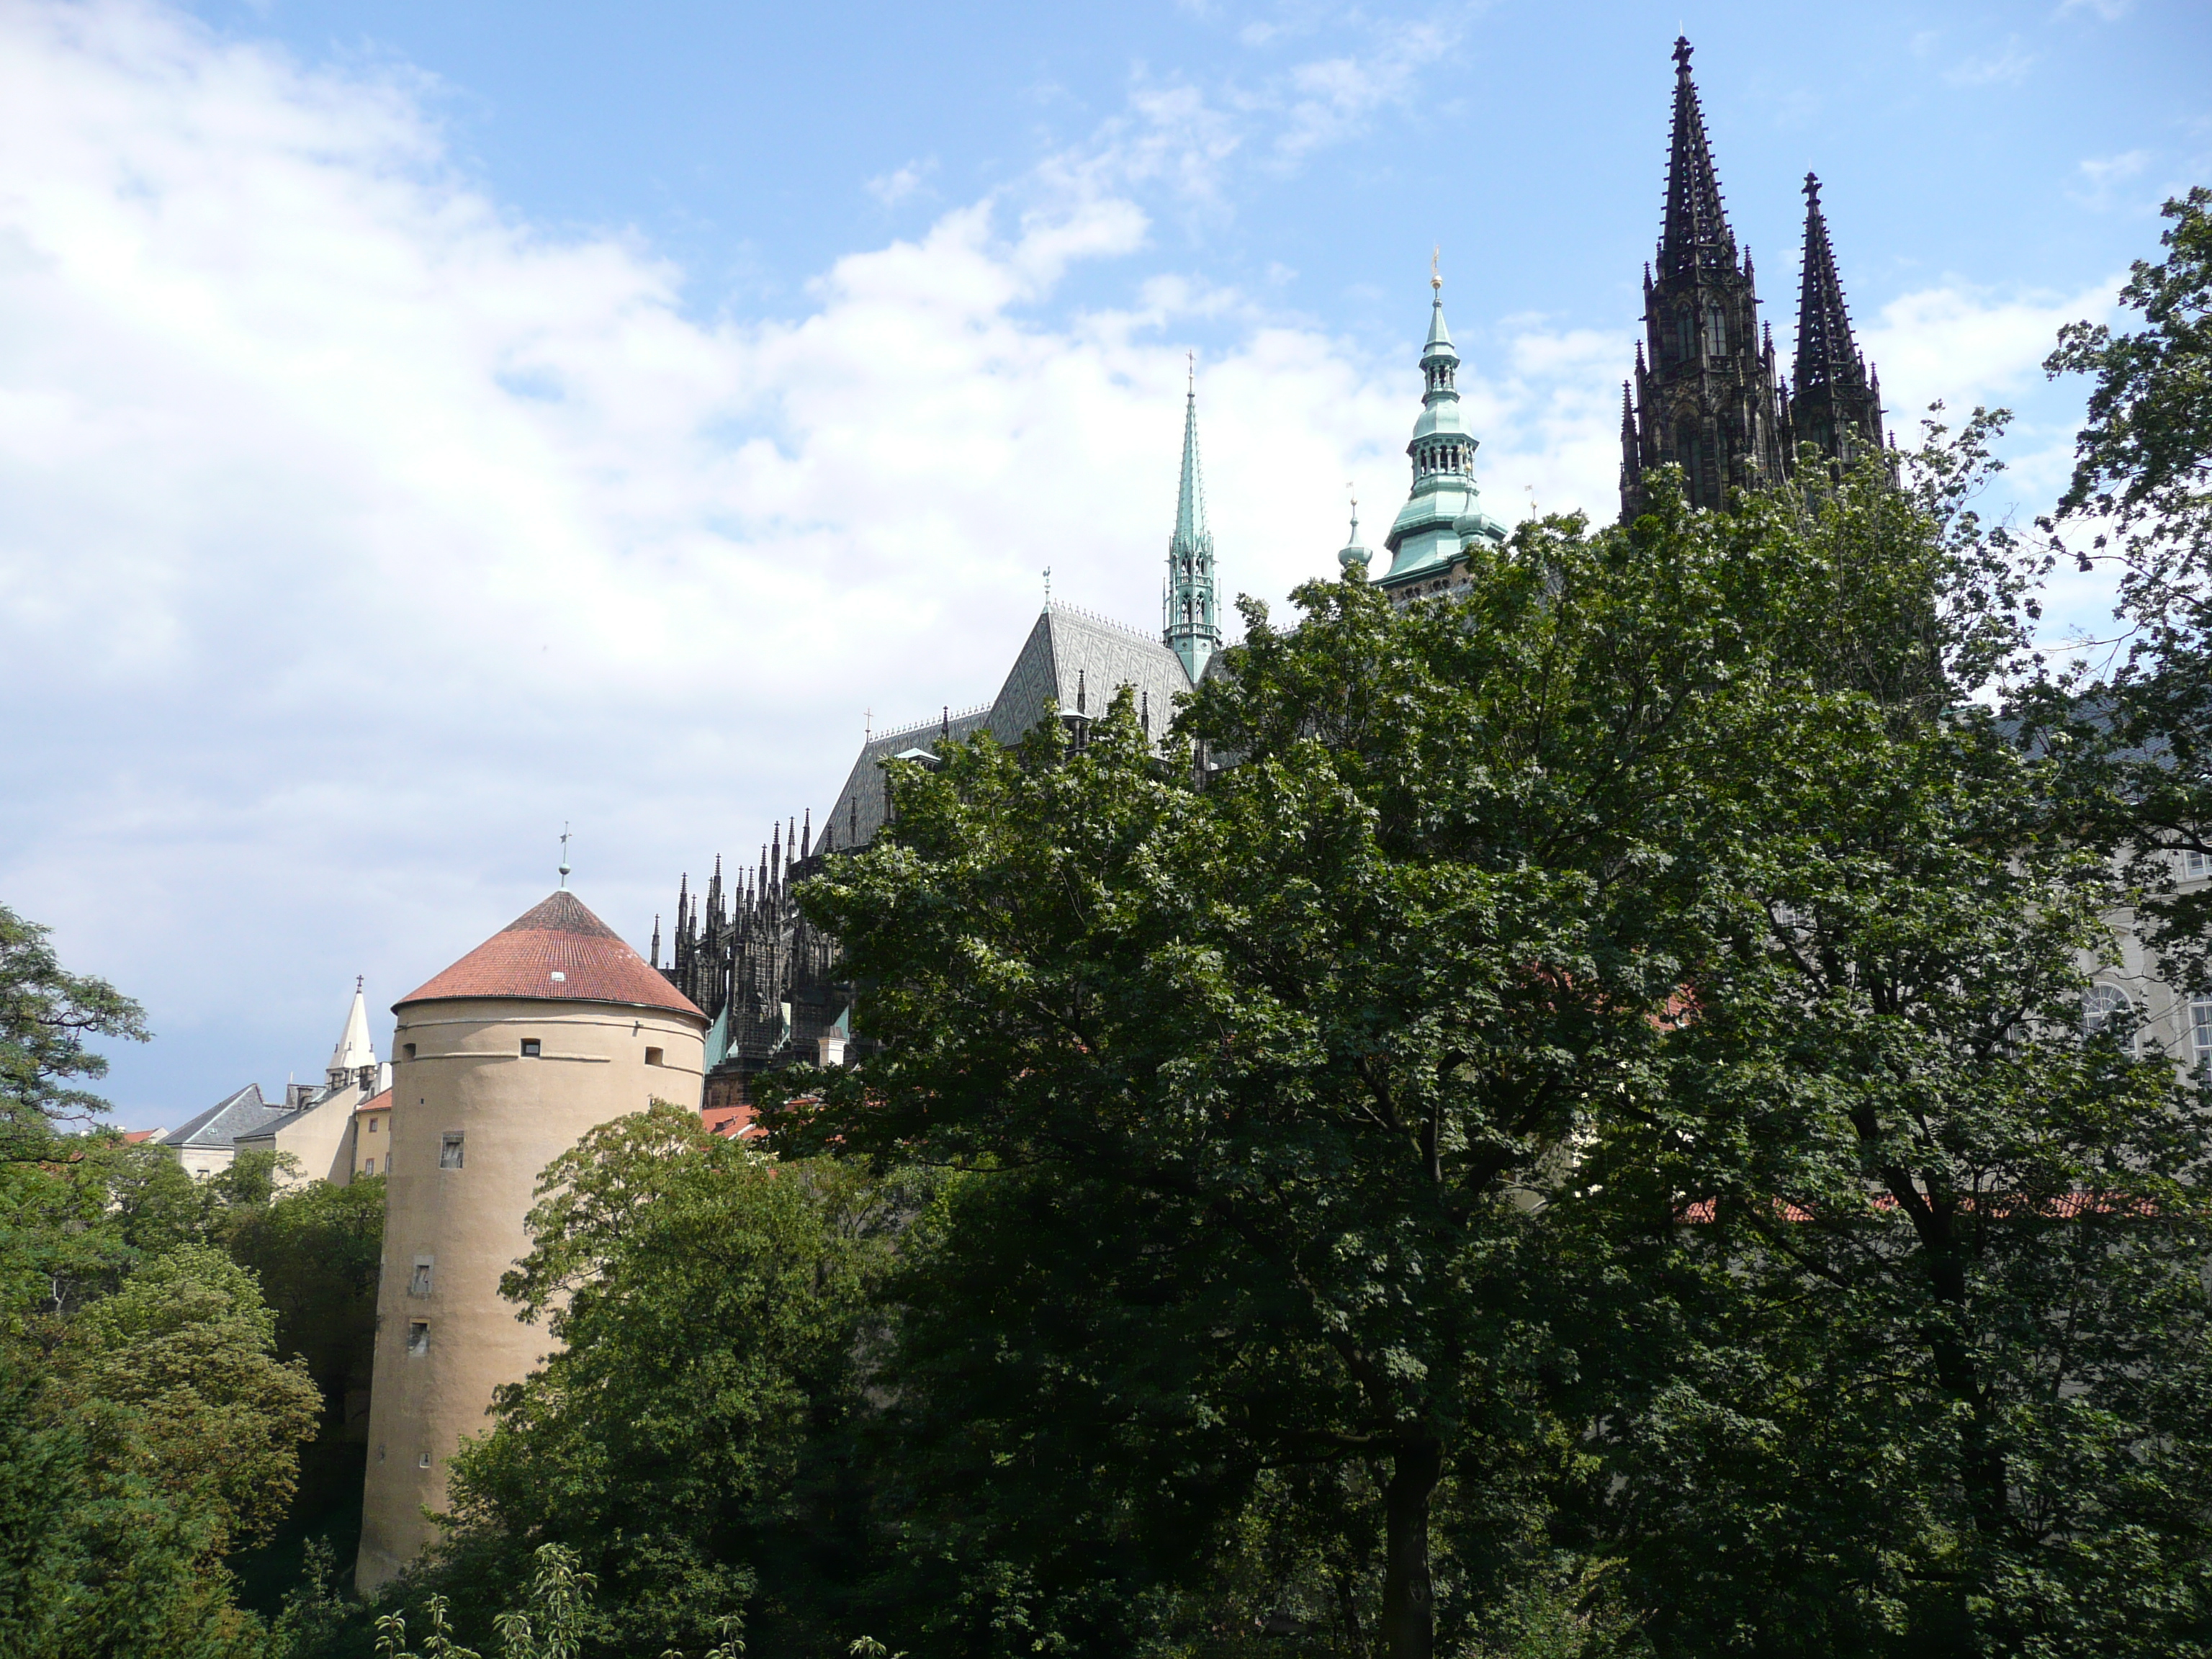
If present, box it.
[801,808,811,861]
[1424,247,1455,357]
[326,980,376,1088]
[1791,173,1861,398]
[650,913,662,971]
[1337,486,1371,575]
[1164,356,1221,680]
[1174,353,1207,549]
[1659,37,1735,279]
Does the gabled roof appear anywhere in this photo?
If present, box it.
[824,603,1193,849]
[354,1088,392,1117]
[159,1083,287,1149]
[396,891,706,1022]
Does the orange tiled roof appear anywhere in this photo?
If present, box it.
[397,891,705,1022]
[703,1103,762,1140]
[354,1088,392,1116]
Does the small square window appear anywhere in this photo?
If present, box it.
[409,1259,433,1297]
[407,1321,429,1356]
[521,1038,541,1057]
[364,1157,376,1177]
[645,1046,664,1067]
[403,1042,417,1059]
[369,1117,380,1133]
[549,970,567,982]
[439,1134,464,1170]
[418,1452,432,1469]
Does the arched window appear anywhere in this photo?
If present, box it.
[1705,303,1727,356]
[1676,310,1694,362]
[1677,421,1703,505]
[2082,984,2131,1036]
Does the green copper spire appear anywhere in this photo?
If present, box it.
[1379,258,1503,594]
[1163,358,1220,679]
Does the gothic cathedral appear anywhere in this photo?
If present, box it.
[1620,38,1890,521]
[657,37,1901,1115]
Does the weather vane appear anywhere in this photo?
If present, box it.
[558,823,572,889]
[1431,246,1442,291]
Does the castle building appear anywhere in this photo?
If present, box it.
[655,38,1917,1119]
[156,981,392,1182]
[659,389,1213,1113]
[356,890,706,1592]
[1619,38,1889,521]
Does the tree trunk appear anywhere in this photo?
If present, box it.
[1380,1437,1442,1659]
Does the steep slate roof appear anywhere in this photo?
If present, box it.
[824,603,1193,848]
[159,1083,287,1150]
[397,891,706,1022]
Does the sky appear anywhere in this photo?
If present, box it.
[0,0,2203,1131]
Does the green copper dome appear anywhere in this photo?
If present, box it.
[1379,269,1506,593]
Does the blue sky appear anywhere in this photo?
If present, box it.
[0,0,2202,1130]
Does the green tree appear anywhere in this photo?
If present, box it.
[0,899,148,1159]
[228,1172,386,1612]
[771,457,1943,1655]
[429,1103,907,1658]
[2040,186,2212,977]
[60,1242,325,1557]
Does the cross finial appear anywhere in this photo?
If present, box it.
[1043,565,1052,603]
[1431,246,1442,292]
[355,974,363,994]
[864,706,871,742]
[1673,35,1693,71]
[1802,171,1821,203]
[558,822,572,888]
[1187,349,1195,392]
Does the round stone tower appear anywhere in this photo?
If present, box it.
[355,891,707,1592]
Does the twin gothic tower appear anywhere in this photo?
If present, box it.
[1619,37,1889,520]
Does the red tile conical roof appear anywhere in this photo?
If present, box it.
[395,891,705,1022]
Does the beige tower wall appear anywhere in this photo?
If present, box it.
[355,996,705,1592]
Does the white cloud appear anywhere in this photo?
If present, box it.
[1272,19,1458,162]
[2056,0,2131,20]
[2070,148,2150,209]
[0,0,1530,1124]
[865,158,935,207]
[1859,276,2119,423]
[1945,36,2036,86]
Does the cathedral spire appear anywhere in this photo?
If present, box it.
[1787,174,1886,469]
[1660,37,1735,280]
[1620,37,1787,520]
[1376,261,1503,595]
[1163,357,1220,681]
[1791,175,1858,399]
